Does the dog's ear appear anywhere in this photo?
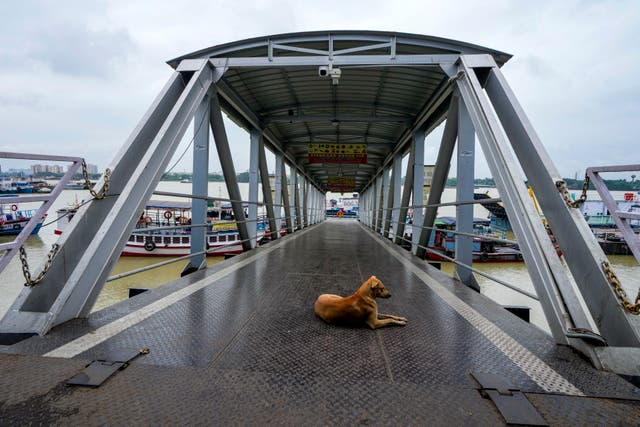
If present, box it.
[370,276,381,289]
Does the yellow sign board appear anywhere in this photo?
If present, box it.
[308,143,367,164]
[327,177,356,192]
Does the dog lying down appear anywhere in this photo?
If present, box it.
[314,276,407,329]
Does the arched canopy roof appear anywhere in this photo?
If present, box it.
[168,31,512,192]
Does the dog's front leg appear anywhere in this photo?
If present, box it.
[378,313,408,322]
[367,314,407,329]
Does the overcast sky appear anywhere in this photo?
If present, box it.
[0,0,638,180]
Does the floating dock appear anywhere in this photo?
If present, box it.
[1,220,638,424]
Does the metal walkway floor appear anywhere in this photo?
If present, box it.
[1,219,639,424]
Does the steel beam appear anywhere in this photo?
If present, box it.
[274,153,284,237]
[258,136,278,241]
[390,152,403,240]
[210,54,459,68]
[394,148,415,245]
[1,61,217,335]
[381,167,391,237]
[481,63,639,346]
[183,95,210,274]
[210,87,252,252]
[416,97,458,259]
[283,162,294,234]
[293,169,302,230]
[455,99,479,290]
[248,129,260,248]
[411,129,425,254]
[456,61,571,344]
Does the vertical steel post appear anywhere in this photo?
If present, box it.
[456,99,480,290]
[395,148,415,245]
[303,179,309,228]
[381,167,391,237]
[274,153,284,237]
[248,129,260,248]
[281,161,293,234]
[258,137,277,240]
[412,129,425,254]
[184,94,210,274]
[293,169,302,230]
[390,153,403,239]
[375,175,383,233]
[416,97,458,259]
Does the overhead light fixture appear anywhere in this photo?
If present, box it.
[331,119,340,127]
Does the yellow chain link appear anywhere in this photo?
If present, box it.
[556,175,590,208]
[19,244,60,287]
[82,160,111,200]
[601,260,640,315]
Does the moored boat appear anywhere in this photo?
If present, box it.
[55,200,268,256]
[0,203,45,236]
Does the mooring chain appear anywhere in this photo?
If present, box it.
[602,260,640,315]
[82,160,111,200]
[19,244,60,287]
[555,175,590,208]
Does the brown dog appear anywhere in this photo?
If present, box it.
[314,276,407,329]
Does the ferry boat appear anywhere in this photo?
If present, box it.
[422,217,523,263]
[55,200,268,256]
[0,203,45,236]
[580,192,640,228]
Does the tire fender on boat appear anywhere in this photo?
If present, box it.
[11,204,18,211]
[144,240,156,251]
[13,223,21,230]
[164,210,172,220]
[480,251,489,262]
[144,216,153,225]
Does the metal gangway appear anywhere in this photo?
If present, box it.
[1,31,638,377]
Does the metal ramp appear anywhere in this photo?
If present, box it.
[1,221,638,424]
[0,31,638,376]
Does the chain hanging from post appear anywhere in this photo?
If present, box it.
[601,260,640,315]
[19,244,60,287]
[555,175,590,208]
[82,160,111,200]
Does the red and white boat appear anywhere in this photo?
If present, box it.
[56,200,267,256]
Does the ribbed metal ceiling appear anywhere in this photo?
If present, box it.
[168,31,511,192]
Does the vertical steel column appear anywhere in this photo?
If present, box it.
[281,162,294,234]
[258,137,277,240]
[382,165,395,239]
[381,167,391,237]
[293,169,302,230]
[394,148,415,245]
[274,153,284,237]
[302,179,309,228]
[412,129,426,254]
[375,175,384,233]
[390,153,403,239]
[456,99,480,290]
[417,97,458,259]
[184,94,210,274]
[248,129,260,248]
[210,89,251,251]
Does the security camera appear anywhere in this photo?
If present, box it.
[318,66,329,77]
[318,66,341,78]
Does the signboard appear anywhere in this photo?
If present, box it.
[308,143,367,164]
[327,177,356,193]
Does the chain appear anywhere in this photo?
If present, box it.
[82,160,111,200]
[556,175,590,208]
[19,244,60,287]
[601,260,640,315]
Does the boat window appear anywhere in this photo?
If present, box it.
[154,236,162,244]
[182,237,189,244]
[136,235,144,243]
[164,237,171,245]
[209,236,217,243]
[129,236,134,242]
[228,234,236,241]
[173,237,181,244]
[219,235,227,242]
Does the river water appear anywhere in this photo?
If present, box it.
[1,182,638,334]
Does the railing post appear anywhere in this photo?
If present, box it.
[248,128,260,248]
[412,128,425,254]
